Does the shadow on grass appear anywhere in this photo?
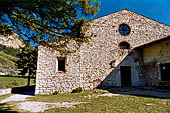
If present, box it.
[11,85,35,96]
[0,103,18,113]
[125,94,169,99]
[98,87,170,99]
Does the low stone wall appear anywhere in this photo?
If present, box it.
[0,88,12,96]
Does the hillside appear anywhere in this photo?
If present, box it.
[0,44,19,75]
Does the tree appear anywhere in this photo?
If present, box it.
[0,0,100,53]
[16,45,37,86]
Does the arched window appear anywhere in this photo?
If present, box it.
[119,41,130,49]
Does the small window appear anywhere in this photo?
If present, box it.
[56,57,66,73]
[119,41,130,49]
[119,24,131,36]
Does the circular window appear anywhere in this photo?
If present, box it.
[119,24,130,36]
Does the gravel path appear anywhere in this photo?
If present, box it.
[0,91,85,112]
[0,93,33,103]
[19,101,85,112]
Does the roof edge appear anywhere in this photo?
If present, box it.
[134,36,170,49]
[94,8,170,27]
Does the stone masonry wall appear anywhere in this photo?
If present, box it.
[78,9,170,90]
[140,38,170,86]
[35,46,81,94]
[35,9,170,94]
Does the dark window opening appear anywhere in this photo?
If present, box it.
[119,41,130,49]
[58,57,66,72]
[160,63,170,81]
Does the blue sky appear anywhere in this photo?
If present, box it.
[95,0,170,25]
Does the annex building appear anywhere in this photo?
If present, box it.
[35,9,170,94]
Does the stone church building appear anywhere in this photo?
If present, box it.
[35,9,170,94]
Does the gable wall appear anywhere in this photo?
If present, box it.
[79,10,170,89]
[35,10,170,94]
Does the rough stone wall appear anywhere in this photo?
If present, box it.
[139,39,170,86]
[78,9,170,89]
[0,34,24,48]
[35,46,81,94]
[35,9,170,94]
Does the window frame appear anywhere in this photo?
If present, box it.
[118,24,131,36]
[56,56,67,73]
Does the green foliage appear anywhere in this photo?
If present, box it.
[72,87,83,93]
[0,23,14,36]
[0,0,100,53]
[16,45,37,76]
[15,44,37,86]
[33,79,36,84]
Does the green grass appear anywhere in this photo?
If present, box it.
[29,89,107,103]
[0,94,11,101]
[27,89,170,113]
[0,89,170,113]
[0,77,35,89]
[0,95,19,113]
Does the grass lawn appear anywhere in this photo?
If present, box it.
[0,94,10,101]
[0,77,35,89]
[27,89,170,113]
[0,89,170,113]
[0,94,18,112]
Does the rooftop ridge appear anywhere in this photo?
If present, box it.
[94,9,170,27]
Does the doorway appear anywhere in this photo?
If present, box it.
[160,63,170,81]
[120,66,132,86]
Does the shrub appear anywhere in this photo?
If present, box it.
[52,90,59,95]
[32,79,36,84]
[72,87,83,93]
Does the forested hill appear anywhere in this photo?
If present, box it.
[0,43,19,75]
